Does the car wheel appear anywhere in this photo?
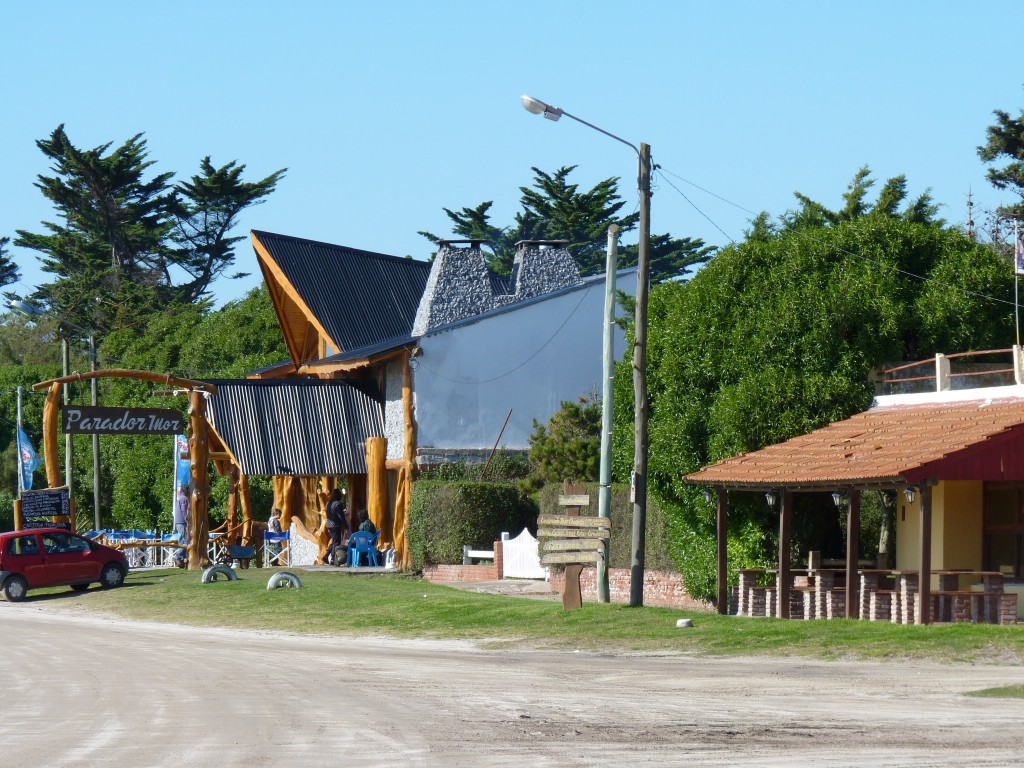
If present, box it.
[70,584,90,592]
[201,564,238,583]
[3,574,29,602]
[267,571,302,590]
[99,562,126,589]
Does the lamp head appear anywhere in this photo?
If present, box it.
[832,491,843,508]
[520,94,563,121]
[904,486,917,504]
[704,488,714,505]
[765,491,777,508]
[8,298,44,317]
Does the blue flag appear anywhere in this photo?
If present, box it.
[16,427,41,491]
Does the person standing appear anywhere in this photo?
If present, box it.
[173,484,190,567]
[325,488,347,565]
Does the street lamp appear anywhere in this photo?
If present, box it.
[521,94,653,608]
[8,298,102,530]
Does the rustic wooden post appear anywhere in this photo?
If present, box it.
[43,382,62,488]
[845,489,861,619]
[188,390,211,570]
[226,465,240,545]
[366,436,389,546]
[778,490,793,619]
[396,349,417,570]
[563,480,586,610]
[919,484,933,625]
[716,487,728,615]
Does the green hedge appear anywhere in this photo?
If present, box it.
[408,480,535,569]
[538,483,676,572]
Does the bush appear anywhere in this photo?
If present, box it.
[0,488,14,532]
[408,480,536,569]
[537,483,675,572]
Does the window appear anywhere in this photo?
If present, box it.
[6,535,40,556]
[41,532,90,555]
[985,484,1024,577]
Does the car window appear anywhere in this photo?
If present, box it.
[6,535,40,556]
[42,532,89,554]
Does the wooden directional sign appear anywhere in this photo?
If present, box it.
[542,551,604,565]
[62,406,185,435]
[543,539,606,552]
[539,515,610,529]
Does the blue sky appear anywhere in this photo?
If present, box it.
[2,1,1019,305]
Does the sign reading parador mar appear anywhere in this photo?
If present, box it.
[62,406,185,435]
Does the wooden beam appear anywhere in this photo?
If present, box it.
[919,484,933,625]
[34,368,215,393]
[846,489,861,619]
[778,490,793,619]
[717,488,728,615]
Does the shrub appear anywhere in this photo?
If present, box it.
[0,488,13,532]
[408,480,536,569]
[537,482,675,572]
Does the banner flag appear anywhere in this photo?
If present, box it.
[173,434,191,497]
[16,427,42,491]
[1015,234,1024,276]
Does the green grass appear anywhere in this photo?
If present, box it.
[27,568,1024,663]
[967,684,1024,698]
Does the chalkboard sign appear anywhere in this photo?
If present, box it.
[20,487,71,529]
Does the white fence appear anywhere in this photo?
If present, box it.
[501,528,547,579]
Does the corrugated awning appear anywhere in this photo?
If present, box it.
[204,378,383,476]
[685,397,1024,490]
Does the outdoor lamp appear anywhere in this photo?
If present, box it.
[704,488,714,505]
[520,94,563,121]
[765,491,777,508]
[831,491,843,508]
[904,486,917,504]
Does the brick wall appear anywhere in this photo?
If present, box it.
[422,540,503,584]
[550,567,711,611]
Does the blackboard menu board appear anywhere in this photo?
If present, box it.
[20,487,71,530]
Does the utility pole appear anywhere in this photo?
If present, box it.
[89,334,101,530]
[61,336,74,522]
[597,224,619,603]
[629,142,652,608]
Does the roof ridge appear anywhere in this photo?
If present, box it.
[251,229,430,268]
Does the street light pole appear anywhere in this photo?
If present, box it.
[521,95,653,606]
[89,333,101,530]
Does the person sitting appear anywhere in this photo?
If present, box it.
[267,507,284,566]
[357,509,377,535]
[325,488,348,566]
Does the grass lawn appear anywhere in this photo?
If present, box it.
[28,567,1024,663]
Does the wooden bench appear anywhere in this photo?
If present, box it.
[462,546,494,565]
[538,491,610,610]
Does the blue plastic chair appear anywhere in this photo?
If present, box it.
[347,531,380,567]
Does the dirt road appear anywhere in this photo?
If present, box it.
[4,602,1024,767]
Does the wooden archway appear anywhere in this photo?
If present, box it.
[33,369,217,570]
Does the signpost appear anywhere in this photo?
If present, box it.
[62,406,184,435]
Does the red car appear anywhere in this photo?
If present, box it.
[0,528,128,602]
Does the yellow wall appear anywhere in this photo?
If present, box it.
[895,481,984,589]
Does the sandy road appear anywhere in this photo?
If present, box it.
[4,602,1024,768]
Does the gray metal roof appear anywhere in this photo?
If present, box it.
[204,379,384,476]
[252,230,431,353]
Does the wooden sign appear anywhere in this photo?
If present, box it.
[20,487,71,530]
[62,406,184,435]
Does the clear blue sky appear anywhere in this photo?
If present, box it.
[2,1,1019,305]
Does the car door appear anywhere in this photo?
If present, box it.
[4,533,48,587]
[41,531,98,584]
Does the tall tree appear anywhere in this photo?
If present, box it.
[978,105,1024,219]
[0,237,19,289]
[15,125,285,334]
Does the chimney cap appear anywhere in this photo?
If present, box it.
[437,239,485,248]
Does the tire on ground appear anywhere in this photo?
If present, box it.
[201,564,238,583]
[267,571,302,590]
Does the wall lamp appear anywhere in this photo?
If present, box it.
[831,490,844,508]
[765,491,777,508]
[704,488,714,505]
[904,486,917,504]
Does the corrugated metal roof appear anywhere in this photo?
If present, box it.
[685,397,1024,490]
[252,230,430,353]
[204,379,383,476]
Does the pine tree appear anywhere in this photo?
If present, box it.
[0,237,18,289]
[979,106,1024,219]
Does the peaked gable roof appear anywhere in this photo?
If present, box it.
[252,230,430,364]
[686,396,1024,490]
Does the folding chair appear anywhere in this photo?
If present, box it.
[263,530,290,567]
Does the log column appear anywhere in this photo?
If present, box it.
[919,484,933,625]
[778,490,794,619]
[366,437,389,546]
[716,488,728,615]
[845,489,861,619]
[188,390,211,570]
